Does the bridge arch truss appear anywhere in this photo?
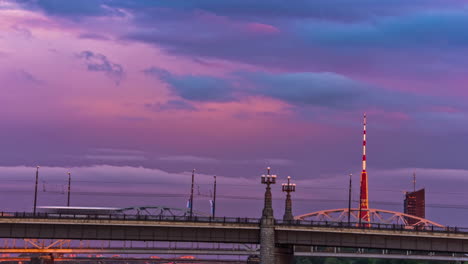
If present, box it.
[295,208,444,227]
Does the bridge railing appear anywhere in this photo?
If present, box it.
[276,219,467,234]
[0,212,466,234]
[0,212,261,225]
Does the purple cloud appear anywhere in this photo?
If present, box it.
[144,67,236,102]
[11,24,33,38]
[299,10,468,49]
[78,50,124,85]
[145,100,198,112]
[16,0,119,17]
[78,33,110,41]
[116,5,468,89]
[84,148,147,162]
[143,68,463,114]
[16,70,43,85]
[16,0,467,22]
[158,155,220,164]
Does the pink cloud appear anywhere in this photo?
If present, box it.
[430,106,461,113]
[246,22,280,34]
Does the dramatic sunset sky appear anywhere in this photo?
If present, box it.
[1,0,468,225]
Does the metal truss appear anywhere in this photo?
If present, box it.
[116,206,210,217]
[0,239,72,250]
[295,208,444,227]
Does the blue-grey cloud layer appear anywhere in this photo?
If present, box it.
[144,68,461,114]
[15,0,465,21]
[144,67,236,102]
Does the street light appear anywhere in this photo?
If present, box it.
[189,169,195,218]
[348,173,352,226]
[67,172,71,207]
[281,176,296,192]
[261,167,276,219]
[282,176,296,221]
[261,167,277,185]
[212,175,217,218]
[33,166,40,215]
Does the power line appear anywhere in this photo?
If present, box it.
[3,188,468,211]
[1,178,466,195]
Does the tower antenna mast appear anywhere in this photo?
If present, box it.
[358,114,370,225]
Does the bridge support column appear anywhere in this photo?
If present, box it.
[260,217,275,264]
[260,167,277,264]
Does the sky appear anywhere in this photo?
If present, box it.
[1,0,468,226]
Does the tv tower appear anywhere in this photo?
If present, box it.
[358,113,370,224]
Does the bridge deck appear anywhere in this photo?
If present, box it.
[0,214,468,254]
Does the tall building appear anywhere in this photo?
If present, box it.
[404,188,425,225]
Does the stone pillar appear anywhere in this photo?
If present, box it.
[260,169,295,264]
[282,176,296,222]
[260,184,275,264]
[283,192,293,221]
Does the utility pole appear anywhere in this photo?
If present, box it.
[189,169,195,218]
[413,172,416,192]
[348,173,352,226]
[67,172,71,207]
[212,175,217,218]
[33,166,40,215]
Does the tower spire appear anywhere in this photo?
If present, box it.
[362,113,367,172]
[359,113,370,225]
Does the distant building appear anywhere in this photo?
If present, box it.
[404,188,425,225]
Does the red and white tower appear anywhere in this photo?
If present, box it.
[359,113,370,224]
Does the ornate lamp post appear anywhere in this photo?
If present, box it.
[261,167,276,219]
[282,176,296,221]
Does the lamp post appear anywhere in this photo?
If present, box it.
[67,172,71,207]
[33,166,40,215]
[282,176,296,221]
[189,169,195,218]
[212,175,217,218]
[348,173,352,226]
[261,167,276,219]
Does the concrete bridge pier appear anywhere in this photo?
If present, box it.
[260,218,294,264]
[260,217,275,264]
